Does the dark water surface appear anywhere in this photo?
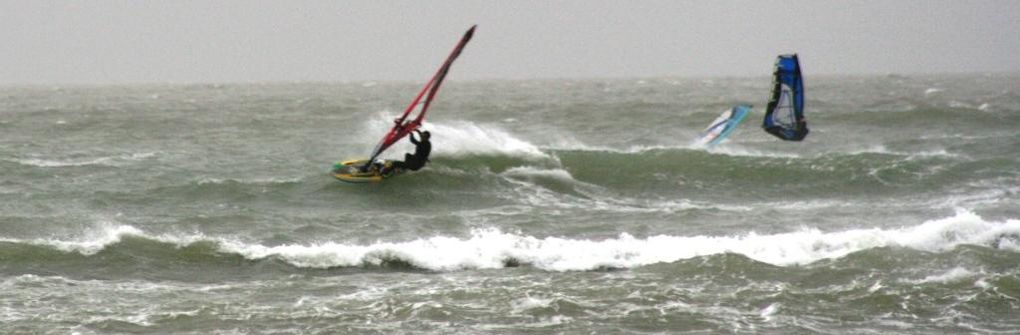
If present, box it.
[2,74,1019,334]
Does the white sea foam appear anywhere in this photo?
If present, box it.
[844,145,892,155]
[9,209,1020,271]
[497,166,750,213]
[10,152,156,168]
[706,145,802,159]
[919,133,1011,141]
[622,198,753,213]
[906,267,979,284]
[13,157,115,167]
[538,134,691,155]
[0,222,204,256]
[759,303,780,322]
[428,121,546,158]
[905,149,957,159]
[755,199,844,211]
[841,145,957,159]
[500,166,575,182]
[932,180,1020,208]
[511,295,555,313]
[45,224,146,255]
[364,113,548,160]
[949,101,973,109]
[497,169,598,209]
[196,176,303,186]
[868,280,884,293]
[546,141,804,160]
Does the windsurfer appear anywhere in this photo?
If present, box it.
[383,129,431,174]
[791,119,809,140]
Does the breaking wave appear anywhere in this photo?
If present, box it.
[4,210,1018,272]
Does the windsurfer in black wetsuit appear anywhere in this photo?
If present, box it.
[781,119,809,141]
[790,119,809,141]
[383,129,431,174]
[765,119,809,141]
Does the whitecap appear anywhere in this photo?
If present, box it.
[362,113,548,160]
[7,209,1019,272]
[9,152,157,168]
[12,157,114,167]
[948,101,972,108]
[500,166,575,182]
[904,267,979,284]
[759,303,780,322]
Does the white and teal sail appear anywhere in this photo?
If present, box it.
[697,104,751,147]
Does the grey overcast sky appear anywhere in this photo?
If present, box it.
[2,1,1018,84]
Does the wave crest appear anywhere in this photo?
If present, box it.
[4,210,1018,272]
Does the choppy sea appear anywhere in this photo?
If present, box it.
[2,74,1019,334]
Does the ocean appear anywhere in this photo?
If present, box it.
[1,74,1018,334]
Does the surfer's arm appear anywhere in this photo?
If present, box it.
[409,131,420,144]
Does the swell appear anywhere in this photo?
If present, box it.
[548,147,984,199]
[65,142,1003,216]
[645,248,1020,333]
[824,105,1020,129]
[2,210,1018,281]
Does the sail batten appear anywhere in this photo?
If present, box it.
[763,54,808,141]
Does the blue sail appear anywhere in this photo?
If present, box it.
[763,54,808,141]
[697,104,751,147]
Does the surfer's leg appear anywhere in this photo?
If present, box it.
[389,160,407,171]
[405,159,425,171]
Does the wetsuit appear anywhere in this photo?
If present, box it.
[390,132,431,171]
[765,120,809,141]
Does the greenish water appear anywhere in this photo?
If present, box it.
[1,74,1019,334]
